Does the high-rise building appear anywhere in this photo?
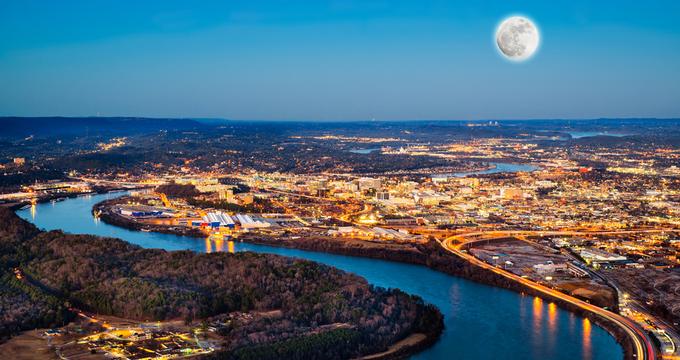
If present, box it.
[358,177,381,191]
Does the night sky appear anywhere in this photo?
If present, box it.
[2,0,679,120]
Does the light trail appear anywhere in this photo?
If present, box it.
[440,234,659,360]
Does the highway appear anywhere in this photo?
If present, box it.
[448,229,678,248]
[440,234,659,360]
[70,176,669,359]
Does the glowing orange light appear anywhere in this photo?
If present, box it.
[548,302,557,332]
[214,238,224,252]
[583,318,592,360]
[532,296,543,334]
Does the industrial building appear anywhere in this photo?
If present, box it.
[579,249,628,265]
[233,214,270,229]
[202,211,235,229]
[199,212,270,230]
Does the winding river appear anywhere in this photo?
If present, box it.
[17,166,623,359]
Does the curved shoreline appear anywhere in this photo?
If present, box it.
[93,197,638,359]
[3,209,444,360]
[237,235,639,359]
[90,200,442,359]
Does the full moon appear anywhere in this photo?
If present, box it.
[496,16,540,61]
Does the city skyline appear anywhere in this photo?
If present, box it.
[2,2,680,359]
[2,118,679,359]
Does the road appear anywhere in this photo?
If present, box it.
[71,176,670,359]
[614,282,680,359]
[449,229,677,248]
[440,234,659,360]
[449,228,680,358]
[625,302,680,359]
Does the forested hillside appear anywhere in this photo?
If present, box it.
[0,208,442,358]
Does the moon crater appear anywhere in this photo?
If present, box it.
[496,16,540,61]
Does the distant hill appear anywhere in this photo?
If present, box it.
[0,117,205,138]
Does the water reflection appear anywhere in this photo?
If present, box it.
[531,296,543,356]
[30,203,36,220]
[533,297,543,327]
[16,192,624,360]
[214,238,224,252]
[520,297,593,360]
[583,318,592,360]
[548,302,557,332]
[205,238,235,254]
[529,297,563,356]
[548,302,557,353]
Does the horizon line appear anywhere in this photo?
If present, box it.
[1,116,680,123]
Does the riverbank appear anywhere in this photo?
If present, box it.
[91,200,443,359]
[16,192,625,359]
[93,196,638,359]
[252,239,640,359]
[243,235,639,359]
[1,207,444,360]
[93,197,206,238]
[2,186,144,211]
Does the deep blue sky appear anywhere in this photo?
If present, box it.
[1,1,679,120]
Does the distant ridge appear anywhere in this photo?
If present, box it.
[0,116,205,138]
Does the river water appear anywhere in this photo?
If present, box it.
[17,169,623,359]
[438,162,538,178]
[566,132,630,139]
